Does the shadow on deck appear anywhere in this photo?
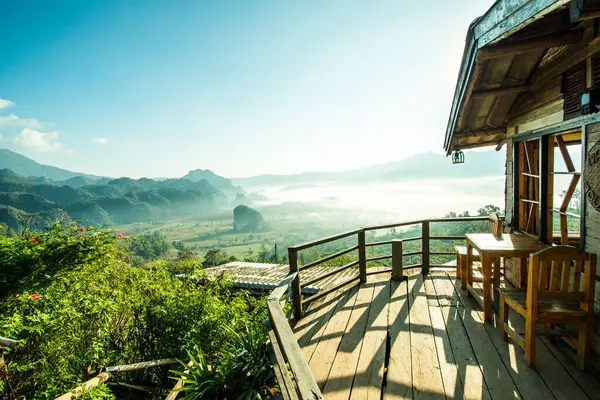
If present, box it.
[293,269,600,400]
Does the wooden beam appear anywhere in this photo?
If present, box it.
[471,85,530,98]
[478,30,584,60]
[555,135,576,172]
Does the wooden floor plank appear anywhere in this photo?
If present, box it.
[430,274,492,400]
[442,275,522,400]
[540,338,600,397]
[350,275,390,400]
[464,279,554,400]
[408,273,446,400]
[323,281,376,400]
[294,293,333,343]
[309,285,359,389]
[301,288,353,363]
[425,274,476,400]
[384,278,412,400]
[498,301,589,400]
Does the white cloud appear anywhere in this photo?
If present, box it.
[13,128,64,152]
[92,137,110,144]
[0,134,3,142]
[0,98,14,109]
[0,113,42,129]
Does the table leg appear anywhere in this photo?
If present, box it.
[519,257,527,288]
[463,242,473,292]
[482,253,493,323]
[493,257,500,292]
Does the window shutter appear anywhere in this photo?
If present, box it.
[563,63,585,120]
[592,56,600,88]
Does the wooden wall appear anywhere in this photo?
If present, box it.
[506,75,564,136]
[583,122,600,361]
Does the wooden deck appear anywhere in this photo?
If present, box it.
[293,269,600,399]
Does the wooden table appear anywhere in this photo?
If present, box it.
[465,233,548,322]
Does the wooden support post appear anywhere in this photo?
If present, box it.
[288,248,302,320]
[539,135,550,243]
[392,240,404,281]
[513,141,520,231]
[358,230,367,283]
[56,372,111,400]
[422,221,430,275]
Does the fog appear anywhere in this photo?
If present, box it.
[250,176,506,226]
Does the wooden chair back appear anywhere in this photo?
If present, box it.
[527,246,597,303]
[487,212,502,235]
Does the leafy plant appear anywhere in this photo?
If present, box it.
[170,327,276,400]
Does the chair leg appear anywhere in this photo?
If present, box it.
[499,292,508,341]
[576,322,591,370]
[525,319,537,368]
[456,254,462,280]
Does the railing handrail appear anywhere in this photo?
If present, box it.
[266,273,324,400]
[363,216,490,231]
[289,228,363,251]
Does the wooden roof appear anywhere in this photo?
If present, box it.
[444,0,586,154]
[202,261,359,294]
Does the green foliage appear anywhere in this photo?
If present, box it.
[170,327,275,400]
[128,231,170,260]
[0,226,269,399]
[78,384,116,400]
[202,248,237,267]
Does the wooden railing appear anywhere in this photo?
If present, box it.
[287,216,490,319]
[267,216,492,398]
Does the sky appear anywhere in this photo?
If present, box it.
[0,0,495,178]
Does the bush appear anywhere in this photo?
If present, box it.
[0,226,271,399]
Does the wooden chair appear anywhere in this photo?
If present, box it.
[456,212,503,283]
[499,246,597,369]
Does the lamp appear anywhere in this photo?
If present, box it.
[452,149,465,164]
[581,90,600,115]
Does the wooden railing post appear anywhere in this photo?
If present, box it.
[392,239,404,281]
[288,248,302,320]
[358,230,367,283]
[422,221,430,275]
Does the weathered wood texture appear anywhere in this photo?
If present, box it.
[583,122,600,363]
[295,270,600,399]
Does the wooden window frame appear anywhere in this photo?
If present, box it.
[513,132,582,246]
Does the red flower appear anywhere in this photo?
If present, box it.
[116,232,125,238]
[31,238,38,243]
[31,293,40,300]
[79,226,86,231]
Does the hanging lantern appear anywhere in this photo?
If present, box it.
[452,149,465,164]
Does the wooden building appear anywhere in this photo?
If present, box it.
[444,0,600,358]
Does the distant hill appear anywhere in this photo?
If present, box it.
[0,171,228,233]
[182,168,245,199]
[231,150,506,188]
[0,148,103,181]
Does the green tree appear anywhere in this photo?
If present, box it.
[202,248,237,267]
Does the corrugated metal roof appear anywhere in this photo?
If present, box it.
[201,261,360,294]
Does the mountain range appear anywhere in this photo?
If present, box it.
[0,147,507,233]
[230,150,506,188]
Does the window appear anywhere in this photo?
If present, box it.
[517,139,541,237]
[550,131,582,246]
[563,62,586,120]
[514,131,582,246]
